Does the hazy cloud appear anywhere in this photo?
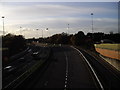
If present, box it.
[0,2,118,38]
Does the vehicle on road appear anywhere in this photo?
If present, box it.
[3,65,17,76]
[18,57,25,63]
[32,52,41,60]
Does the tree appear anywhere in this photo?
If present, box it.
[9,35,26,55]
[2,34,26,66]
[2,34,26,56]
[71,31,85,46]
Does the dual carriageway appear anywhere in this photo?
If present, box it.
[2,44,120,89]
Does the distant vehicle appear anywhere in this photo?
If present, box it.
[32,52,41,60]
[32,52,39,57]
[101,39,114,43]
[28,49,32,52]
[3,65,17,76]
[4,66,12,70]
[59,44,61,46]
[19,57,25,63]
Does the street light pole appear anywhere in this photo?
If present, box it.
[36,29,39,38]
[20,26,22,35]
[46,28,48,37]
[36,28,43,38]
[2,16,5,36]
[91,13,94,34]
[68,24,69,34]
[42,29,43,38]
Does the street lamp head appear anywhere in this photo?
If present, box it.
[91,13,93,15]
[2,16,5,18]
[46,28,48,31]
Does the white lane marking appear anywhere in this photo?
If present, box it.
[44,81,48,86]
[64,52,69,89]
[65,81,67,84]
[64,84,67,88]
[65,78,67,81]
[71,46,104,90]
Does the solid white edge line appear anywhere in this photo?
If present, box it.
[71,46,104,90]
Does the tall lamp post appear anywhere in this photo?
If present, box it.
[42,28,44,38]
[36,28,43,42]
[46,28,48,37]
[36,29,39,38]
[36,28,43,37]
[67,24,69,34]
[2,16,5,36]
[91,13,94,34]
[20,26,22,35]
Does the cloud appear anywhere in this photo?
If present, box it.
[1,2,117,18]
[0,2,118,38]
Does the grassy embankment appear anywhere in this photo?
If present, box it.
[94,44,120,60]
[95,44,120,51]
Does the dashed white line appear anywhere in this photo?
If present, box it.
[65,77,67,81]
[64,84,67,88]
[64,52,69,89]
[44,81,48,86]
[71,46,104,90]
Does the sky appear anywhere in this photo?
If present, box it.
[0,2,118,38]
[0,0,119,2]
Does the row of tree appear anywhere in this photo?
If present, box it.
[87,32,120,43]
[27,31,120,51]
[27,31,95,51]
[2,31,119,65]
[2,34,26,59]
[3,31,118,57]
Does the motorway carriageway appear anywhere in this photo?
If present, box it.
[15,45,120,89]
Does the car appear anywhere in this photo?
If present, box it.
[32,52,39,57]
[19,57,25,63]
[4,66,12,70]
[59,44,61,46]
[32,52,41,60]
[28,49,32,52]
[3,65,17,76]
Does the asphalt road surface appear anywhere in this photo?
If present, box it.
[18,45,102,89]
